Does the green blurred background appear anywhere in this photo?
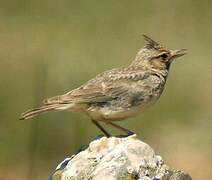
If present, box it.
[0,0,211,179]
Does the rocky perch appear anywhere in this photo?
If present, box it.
[50,134,192,180]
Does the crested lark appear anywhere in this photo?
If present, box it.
[20,35,186,137]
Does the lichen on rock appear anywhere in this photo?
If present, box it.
[50,134,192,180]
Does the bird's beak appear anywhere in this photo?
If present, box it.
[170,49,187,59]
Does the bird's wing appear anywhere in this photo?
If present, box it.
[43,68,148,105]
[44,82,128,105]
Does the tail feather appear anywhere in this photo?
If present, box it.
[20,104,66,120]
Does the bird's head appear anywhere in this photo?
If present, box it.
[131,35,187,71]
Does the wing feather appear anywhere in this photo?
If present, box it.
[43,68,147,105]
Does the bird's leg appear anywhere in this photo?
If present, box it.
[92,120,111,137]
[106,121,135,136]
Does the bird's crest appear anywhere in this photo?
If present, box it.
[142,34,163,50]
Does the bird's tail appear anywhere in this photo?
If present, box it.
[20,104,69,120]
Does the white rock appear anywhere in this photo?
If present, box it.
[50,135,192,180]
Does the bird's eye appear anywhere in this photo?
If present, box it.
[160,53,168,60]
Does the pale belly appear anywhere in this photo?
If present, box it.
[87,97,158,121]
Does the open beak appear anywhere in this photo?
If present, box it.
[170,49,187,59]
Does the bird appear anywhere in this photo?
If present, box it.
[20,35,186,137]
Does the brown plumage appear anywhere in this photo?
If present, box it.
[20,35,186,136]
